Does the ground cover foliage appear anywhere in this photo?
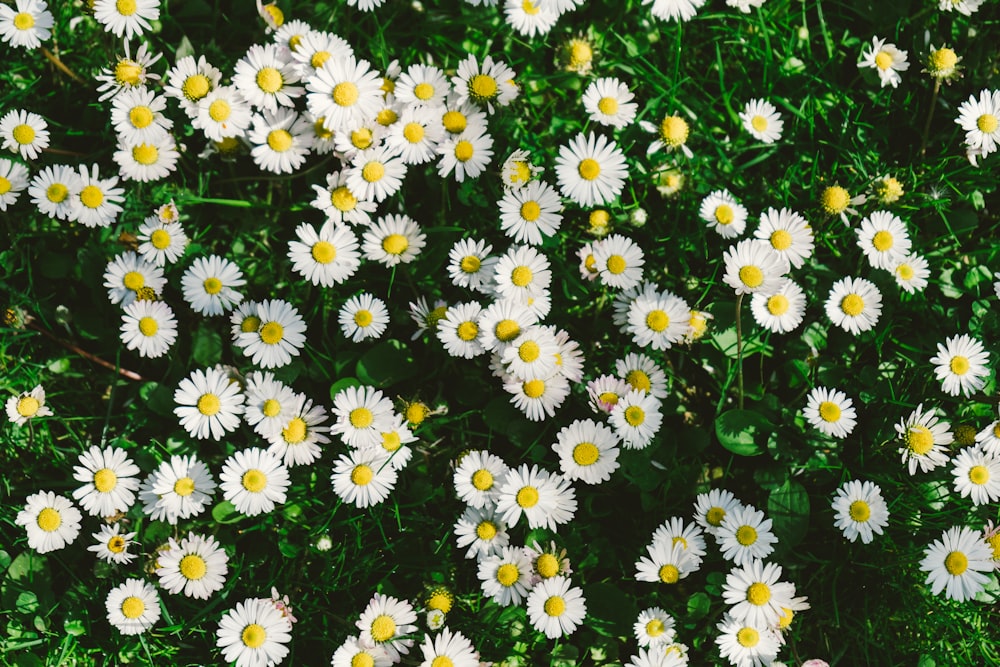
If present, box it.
[2,0,1000,665]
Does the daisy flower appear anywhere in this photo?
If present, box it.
[27,164,80,219]
[616,353,668,399]
[919,526,994,602]
[939,0,983,13]
[136,216,188,266]
[750,278,806,334]
[0,0,53,49]
[452,53,518,113]
[627,647,686,667]
[408,296,449,340]
[163,54,223,117]
[193,86,254,142]
[71,445,141,517]
[447,238,499,293]
[310,170,378,226]
[92,0,159,39]
[650,516,708,567]
[453,450,509,508]
[385,105,444,165]
[248,109,313,174]
[140,454,216,524]
[723,239,789,296]
[104,252,166,307]
[610,389,663,449]
[288,28,352,77]
[699,189,747,238]
[500,148,542,189]
[493,244,552,301]
[95,41,162,102]
[754,207,814,269]
[114,134,180,183]
[895,403,953,475]
[120,299,177,358]
[6,384,52,426]
[71,163,126,228]
[0,109,49,160]
[242,371,296,438]
[330,384,396,449]
[976,420,1000,456]
[219,447,290,516]
[956,89,1000,160]
[288,220,360,286]
[216,598,292,667]
[722,559,796,629]
[635,540,697,585]
[504,374,571,422]
[859,36,910,88]
[88,523,138,564]
[824,276,882,335]
[181,255,246,316]
[830,479,889,545]
[362,213,426,267]
[376,414,416,469]
[173,366,246,441]
[582,77,638,128]
[503,0,558,36]
[455,504,510,559]
[552,418,621,485]
[526,575,587,639]
[0,158,27,211]
[929,334,990,397]
[634,607,676,647]
[802,386,857,439]
[626,287,691,350]
[330,448,398,508]
[357,594,418,663]
[643,0,706,22]
[15,491,81,554]
[331,638,392,667]
[346,144,407,202]
[418,628,479,667]
[498,180,563,246]
[437,301,486,359]
[856,210,911,270]
[555,132,628,207]
[502,325,561,381]
[478,545,534,606]
[495,464,577,531]
[693,488,743,536]
[592,233,645,290]
[740,98,784,143]
[239,299,308,369]
[437,127,494,181]
[106,579,161,636]
[715,615,780,667]
[890,254,930,293]
[393,63,450,107]
[266,394,331,468]
[157,532,229,599]
[339,292,390,342]
[952,447,1000,505]
[641,113,693,157]
[587,374,631,414]
[717,504,778,566]
[306,55,383,132]
[233,43,303,114]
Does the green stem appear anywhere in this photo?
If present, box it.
[920,79,941,157]
[736,293,745,410]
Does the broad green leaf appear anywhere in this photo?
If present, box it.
[330,377,362,401]
[715,409,770,456]
[139,382,177,418]
[192,322,222,366]
[687,592,711,620]
[212,500,241,524]
[355,340,417,387]
[768,480,810,547]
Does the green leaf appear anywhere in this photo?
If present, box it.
[139,382,176,418]
[46,357,71,374]
[330,377,362,402]
[768,480,810,547]
[63,618,86,637]
[5,551,46,582]
[355,340,417,387]
[212,500,241,524]
[584,582,636,636]
[15,591,38,614]
[917,656,936,667]
[686,592,711,620]
[715,410,770,456]
[192,322,222,367]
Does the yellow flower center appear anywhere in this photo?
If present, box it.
[362,162,385,183]
[746,582,771,605]
[132,143,159,165]
[331,187,357,212]
[523,379,545,398]
[520,201,541,222]
[350,407,374,428]
[658,564,679,584]
[821,186,850,214]
[472,469,494,491]
[906,425,934,455]
[454,140,474,162]
[242,469,267,492]
[646,619,664,637]
[736,525,758,546]
[45,182,68,203]
[121,596,145,619]
[13,12,34,29]
[476,520,497,540]
[492,320,520,342]
[382,233,408,255]
[645,310,669,332]
[183,74,211,101]
[413,82,434,100]
[405,401,429,424]
[872,230,894,252]
[606,254,629,275]
[543,596,566,616]
[242,623,267,648]
[737,627,760,648]
[115,60,143,86]
[241,315,261,333]
[208,99,231,122]
[354,309,373,327]
[840,294,864,317]
[950,356,970,375]
[518,340,540,362]
[496,563,519,586]
[536,553,559,578]
[469,74,498,101]
[311,240,336,264]
[267,129,293,152]
[572,442,599,466]
[874,51,894,70]
[706,506,726,526]
[36,507,61,532]
[624,405,645,427]
[12,124,35,145]
[568,40,592,68]
[121,271,144,292]
[173,476,195,496]
[179,554,207,580]
[16,396,40,417]
[659,116,689,146]
[442,110,467,134]
[381,431,401,451]
[770,229,792,250]
[149,229,171,249]
[767,294,790,316]
[256,67,283,94]
[626,370,652,393]
[282,417,307,444]
[376,108,397,126]
[107,535,127,552]
[351,464,374,486]
[460,255,481,273]
[945,551,968,575]
[403,122,424,143]
[778,606,795,629]
[333,82,360,107]
[739,265,764,289]
[259,321,283,345]
[597,96,618,115]
[511,266,533,287]
[818,401,841,422]
[79,185,105,209]
[929,48,958,72]
[896,264,914,281]
[714,204,734,225]
[457,321,479,341]
[136,313,160,336]
[352,128,373,149]
[517,486,539,508]
[598,391,619,406]
[848,499,871,522]
[750,115,768,132]
[311,51,331,69]
[427,590,453,613]
[969,465,989,485]
[578,158,601,181]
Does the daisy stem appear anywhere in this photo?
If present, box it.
[40,47,86,84]
[736,293,745,410]
[919,79,942,157]
[27,419,35,449]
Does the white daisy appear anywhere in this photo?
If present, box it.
[478,545,534,606]
[616,352,669,399]
[610,389,663,449]
[330,448,398,508]
[650,517,708,570]
[92,0,159,39]
[385,105,444,165]
[417,627,478,667]
[15,491,81,554]
[717,504,778,566]
[136,216,188,266]
[952,447,1000,506]
[715,615,780,667]
[339,292,390,343]
[95,41,162,102]
[831,479,889,544]
[582,77,638,128]
[330,384,396,449]
[493,244,552,301]
[0,158,27,211]
[454,505,510,559]
[362,213,426,267]
[288,29,353,79]
[140,454,216,524]
[955,88,1000,159]
[239,299,308,369]
[500,148,543,188]
[346,144,407,202]
[940,0,984,14]
[643,0,706,22]
[976,420,1000,456]
[859,35,911,89]
[504,374,571,422]
[156,532,229,599]
[890,254,930,293]
[376,414,416,469]
[216,597,292,667]
[693,488,743,536]
[498,180,563,246]
[88,523,138,564]
[753,207,814,269]
[494,464,577,531]
[919,526,994,602]
[219,447,290,516]
[437,301,486,359]
[173,366,246,441]
[502,325,561,381]
[586,374,631,415]
[625,287,691,350]
[356,594,418,663]
[750,278,806,334]
[437,127,494,182]
[634,607,676,647]
[120,299,177,358]
[0,108,49,160]
[824,276,882,335]
[640,112,693,157]
[740,98,784,143]
[802,386,857,439]
[895,403,953,475]
[331,638,392,667]
[266,394,331,468]
[699,189,748,238]
[856,210,911,270]
[451,53,518,114]
[193,86,253,142]
[71,445,141,517]
[555,132,628,207]
[306,55,383,132]
[70,163,125,228]
[722,559,796,629]
[526,575,587,639]
[243,371,297,437]
[593,233,645,290]
[181,255,246,316]
[722,239,789,295]
[232,42,304,114]
[453,449,509,508]
[27,163,81,219]
[103,251,166,307]
[447,238,499,294]
[635,540,697,585]
[248,108,313,174]
[0,0,53,49]
[929,334,990,397]
[105,579,161,636]
[5,384,52,426]
[163,54,223,118]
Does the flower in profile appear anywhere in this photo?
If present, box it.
[859,36,909,88]
[924,45,962,83]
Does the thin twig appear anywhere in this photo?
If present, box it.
[26,320,146,382]
[40,46,86,84]
[735,293,745,410]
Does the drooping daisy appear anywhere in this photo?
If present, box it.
[856,210,911,270]
[626,287,691,350]
[95,41,162,102]
[330,448,398,508]
[306,55,383,132]
[163,54,223,117]
[309,170,378,226]
[453,449,509,509]
[248,108,313,174]
[500,148,542,189]
[70,163,126,228]
[120,299,177,358]
[339,292,390,343]
[895,403,953,475]
[919,526,994,602]
[346,144,407,202]
[136,215,188,266]
[555,132,628,207]
[504,374,571,422]
[859,36,910,88]
[331,638,392,667]
[71,445,141,517]
[0,0,54,50]
[233,43,303,114]
[717,504,778,566]
[699,189,747,238]
[447,238,499,294]
[140,454,216,524]
[287,28,352,77]
[181,255,246,316]
[739,98,784,143]
[0,109,49,161]
[16,490,81,554]
[715,615,780,667]
[451,53,518,114]
[754,207,814,269]
[890,254,930,293]
[634,607,676,647]
[362,213,426,267]
[951,447,1000,506]
[437,127,494,182]
[330,385,396,449]
[193,86,254,142]
[802,386,857,439]
[356,594,418,663]
[408,296,449,340]
[5,384,52,426]
[27,164,80,219]
[955,88,1000,160]
[216,597,292,667]
[106,579,161,636]
[173,366,246,441]
[586,374,631,415]
[437,301,486,359]
[526,575,587,639]
[750,278,806,334]
[478,545,534,606]
[824,276,882,335]
[723,239,789,296]
[929,334,990,397]
[219,447,290,516]
[642,0,706,22]
[266,394,331,468]
[157,532,229,599]
[831,479,889,544]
